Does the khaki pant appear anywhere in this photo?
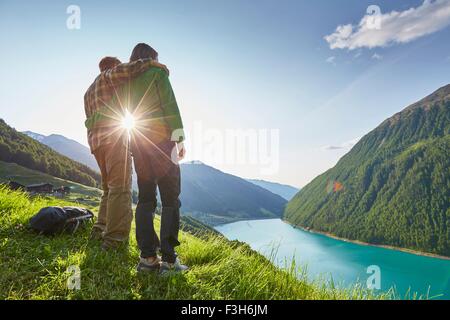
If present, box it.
[93,140,132,243]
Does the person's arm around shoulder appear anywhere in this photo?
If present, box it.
[105,59,169,87]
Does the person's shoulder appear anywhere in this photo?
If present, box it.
[139,67,167,80]
[84,75,101,96]
[90,73,105,85]
[155,68,170,84]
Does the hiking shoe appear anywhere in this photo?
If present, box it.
[160,258,189,274]
[90,227,103,241]
[101,239,128,251]
[136,256,161,272]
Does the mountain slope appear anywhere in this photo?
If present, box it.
[180,162,287,225]
[0,119,100,187]
[179,215,223,237]
[23,131,99,171]
[0,160,101,198]
[285,84,450,256]
[0,187,382,300]
[247,179,299,200]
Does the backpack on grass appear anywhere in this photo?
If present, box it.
[29,206,94,235]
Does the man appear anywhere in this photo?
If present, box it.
[123,43,187,272]
[84,56,168,250]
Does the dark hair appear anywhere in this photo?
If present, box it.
[130,43,158,62]
[99,57,121,72]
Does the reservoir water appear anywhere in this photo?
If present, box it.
[215,219,450,299]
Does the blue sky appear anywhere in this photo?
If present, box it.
[0,0,449,187]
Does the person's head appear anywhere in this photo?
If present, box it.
[99,57,121,72]
[130,43,158,62]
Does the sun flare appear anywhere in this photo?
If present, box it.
[121,111,136,131]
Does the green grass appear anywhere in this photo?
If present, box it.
[0,160,102,198]
[0,186,388,300]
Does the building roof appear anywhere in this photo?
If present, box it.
[27,183,54,188]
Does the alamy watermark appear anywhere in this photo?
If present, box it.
[172,122,280,175]
[366,265,381,290]
[67,265,81,290]
[366,5,382,30]
[66,5,81,30]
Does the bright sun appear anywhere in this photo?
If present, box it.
[121,111,136,131]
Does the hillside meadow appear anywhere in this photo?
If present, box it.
[0,187,388,300]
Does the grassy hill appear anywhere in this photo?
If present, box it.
[0,160,102,207]
[0,186,385,300]
[0,119,100,187]
[179,215,223,238]
[285,84,450,256]
[0,160,101,198]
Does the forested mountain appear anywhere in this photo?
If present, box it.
[247,179,299,200]
[23,131,99,171]
[285,84,450,256]
[180,162,287,226]
[0,119,100,187]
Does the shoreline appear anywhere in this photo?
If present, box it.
[212,216,279,227]
[282,219,450,261]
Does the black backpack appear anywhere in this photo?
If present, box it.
[29,206,94,235]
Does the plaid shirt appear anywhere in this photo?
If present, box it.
[84,59,154,153]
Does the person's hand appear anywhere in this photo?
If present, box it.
[150,61,169,76]
[177,142,186,160]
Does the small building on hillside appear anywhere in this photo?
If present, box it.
[6,181,26,191]
[54,186,71,197]
[26,183,54,194]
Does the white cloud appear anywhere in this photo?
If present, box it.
[323,145,345,150]
[322,137,361,151]
[326,56,336,64]
[325,0,450,50]
[372,53,383,60]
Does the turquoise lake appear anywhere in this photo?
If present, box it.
[215,219,450,299]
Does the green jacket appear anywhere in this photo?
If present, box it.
[123,67,185,144]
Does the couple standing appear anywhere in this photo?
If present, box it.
[84,43,187,273]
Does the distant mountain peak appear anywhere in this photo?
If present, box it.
[1,121,100,187]
[23,130,99,172]
[407,83,450,111]
[183,160,205,165]
[385,84,450,126]
[46,134,69,140]
[247,179,299,201]
[180,163,287,226]
[23,131,46,142]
